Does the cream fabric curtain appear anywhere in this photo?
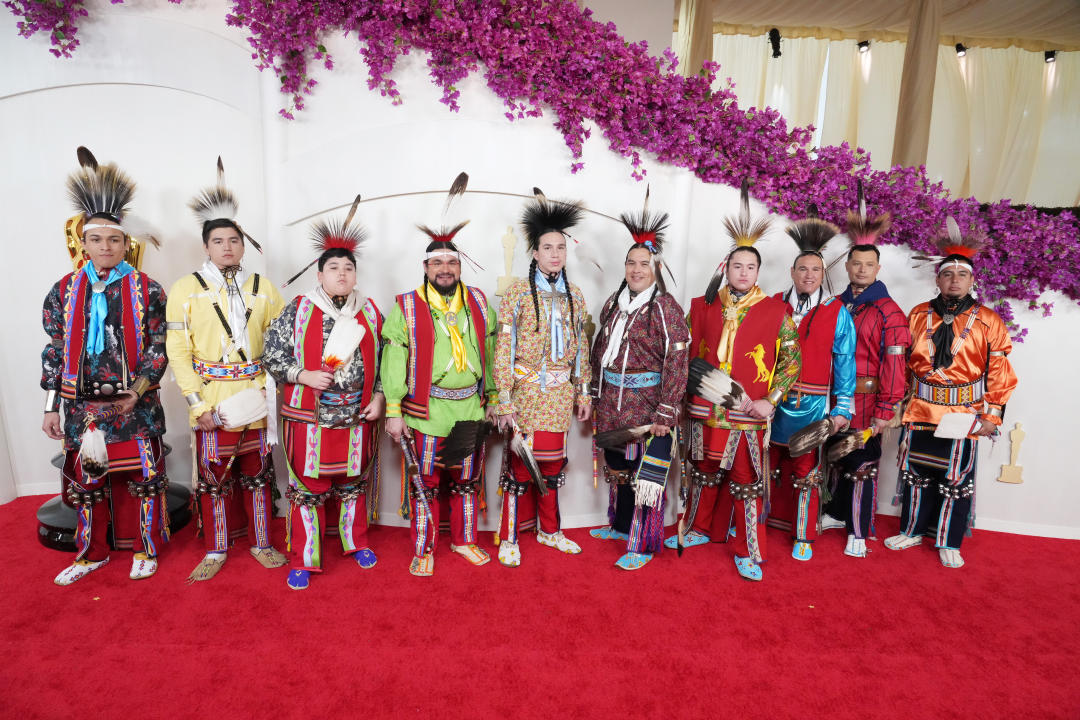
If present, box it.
[1028,52,1080,207]
[702,29,1076,206]
[821,39,906,171]
[712,33,827,130]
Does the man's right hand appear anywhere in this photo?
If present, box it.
[42,412,63,440]
[196,411,218,432]
[299,369,334,391]
[748,398,776,420]
[385,416,409,442]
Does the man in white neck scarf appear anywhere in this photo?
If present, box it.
[167,202,288,583]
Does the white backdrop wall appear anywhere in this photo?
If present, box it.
[0,1,1075,539]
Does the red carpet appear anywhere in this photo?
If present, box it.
[2,495,1079,719]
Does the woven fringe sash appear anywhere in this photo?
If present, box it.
[634,435,673,509]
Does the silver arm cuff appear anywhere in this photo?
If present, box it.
[44,390,60,413]
[165,321,186,331]
[988,350,1006,357]
[885,345,906,355]
[985,406,1004,418]
[286,367,302,384]
[671,341,687,351]
[185,392,205,407]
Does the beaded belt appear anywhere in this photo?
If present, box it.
[603,369,661,388]
[318,390,363,406]
[915,376,983,406]
[854,377,879,393]
[429,383,479,400]
[193,358,263,381]
[514,364,571,386]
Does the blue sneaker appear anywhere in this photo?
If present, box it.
[663,530,709,549]
[792,541,813,561]
[615,552,653,570]
[286,569,310,590]
[589,526,630,541]
[733,555,762,581]
[355,548,377,569]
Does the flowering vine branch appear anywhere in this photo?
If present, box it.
[8,0,1077,337]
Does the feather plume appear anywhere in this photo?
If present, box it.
[594,424,653,449]
[321,317,365,377]
[443,171,469,214]
[189,186,239,225]
[342,193,362,230]
[686,358,751,411]
[788,418,833,457]
[214,388,269,430]
[438,420,493,466]
[118,214,162,249]
[721,177,771,250]
[418,220,470,244]
[508,429,547,495]
[77,146,98,171]
[913,216,984,268]
[845,180,891,245]
[620,184,669,254]
[533,186,546,202]
[703,265,727,305]
[521,197,584,251]
[311,218,367,255]
[79,422,110,478]
[786,217,839,255]
[826,428,873,464]
[67,147,135,221]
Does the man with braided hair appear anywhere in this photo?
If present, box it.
[167,159,287,582]
[264,207,385,590]
[382,223,499,576]
[43,147,170,585]
[886,217,1016,569]
[492,196,591,567]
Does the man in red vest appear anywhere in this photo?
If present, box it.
[264,210,385,590]
[382,225,498,577]
[666,184,801,581]
[43,148,170,585]
[768,215,856,562]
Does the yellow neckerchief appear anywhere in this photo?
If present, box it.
[715,284,767,368]
[420,283,468,372]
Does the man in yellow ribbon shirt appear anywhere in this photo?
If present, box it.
[166,172,287,582]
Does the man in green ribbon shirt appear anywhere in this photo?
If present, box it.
[381,224,499,576]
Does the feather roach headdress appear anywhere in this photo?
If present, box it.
[188,156,262,252]
[619,185,673,293]
[704,178,771,303]
[63,146,160,271]
[721,178,771,249]
[619,186,669,256]
[283,194,365,287]
[417,171,484,271]
[67,145,135,223]
[845,179,891,246]
[786,205,839,259]
[913,216,984,273]
[521,193,584,252]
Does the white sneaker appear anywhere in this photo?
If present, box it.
[820,513,845,531]
[498,541,521,567]
[129,552,158,580]
[939,548,965,568]
[844,534,867,558]
[884,533,922,551]
[54,557,109,586]
[537,530,582,554]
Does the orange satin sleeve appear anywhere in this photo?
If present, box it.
[903,303,1017,427]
